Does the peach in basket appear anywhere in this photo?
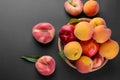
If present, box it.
[58,18,119,73]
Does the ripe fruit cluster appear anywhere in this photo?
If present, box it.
[59,17,119,73]
[64,0,99,17]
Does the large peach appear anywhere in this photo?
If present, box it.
[32,22,55,44]
[99,40,119,59]
[93,25,111,43]
[75,56,93,73]
[64,0,83,16]
[83,0,99,17]
[74,22,94,41]
[90,17,106,28]
[64,41,82,60]
[35,55,56,76]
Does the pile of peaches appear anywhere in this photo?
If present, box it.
[58,17,119,73]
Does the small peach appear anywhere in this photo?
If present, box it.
[76,56,93,73]
[32,22,55,44]
[64,0,83,16]
[99,40,119,59]
[93,25,111,43]
[90,17,106,28]
[74,22,94,41]
[35,55,56,76]
[64,41,82,60]
[93,54,104,68]
[83,0,99,17]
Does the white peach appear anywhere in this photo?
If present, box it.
[32,22,55,44]
[64,0,83,16]
[35,55,56,76]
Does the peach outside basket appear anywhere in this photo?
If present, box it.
[58,18,108,73]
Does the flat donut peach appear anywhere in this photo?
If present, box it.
[32,22,55,44]
[35,55,56,76]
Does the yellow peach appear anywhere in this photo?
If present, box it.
[64,41,82,60]
[74,22,94,41]
[93,25,111,43]
[83,0,99,17]
[75,56,93,73]
[90,17,106,28]
[99,40,119,59]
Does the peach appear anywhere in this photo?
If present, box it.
[64,0,83,16]
[32,22,55,44]
[80,39,99,57]
[93,25,111,43]
[93,54,104,68]
[64,41,82,60]
[83,0,99,17]
[74,22,94,41]
[90,17,106,28]
[35,55,56,76]
[99,40,119,59]
[75,56,93,73]
[59,24,77,44]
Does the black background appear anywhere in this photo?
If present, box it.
[0,0,120,80]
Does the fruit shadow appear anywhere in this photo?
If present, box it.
[35,69,57,80]
[67,12,103,20]
[32,36,56,49]
[64,10,99,19]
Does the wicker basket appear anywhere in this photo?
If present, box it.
[58,18,108,73]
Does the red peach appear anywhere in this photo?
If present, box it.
[80,39,99,57]
[93,54,104,68]
[59,24,77,44]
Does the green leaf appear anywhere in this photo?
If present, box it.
[59,51,67,61]
[68,0,72,4]
[21,55,40,63]
[69,18,80,24]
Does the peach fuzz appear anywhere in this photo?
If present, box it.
[32,22,55,44]
[99,40,119,59]
[35,55,56,76]
[74,22,94,41]
[64,41,82,60]
[90,17,106,28]
[93,25,111,43]
[83,0,99,17]
[75,56,93,73]
[64,0,83,16]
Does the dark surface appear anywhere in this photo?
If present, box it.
[0,0,120,80]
